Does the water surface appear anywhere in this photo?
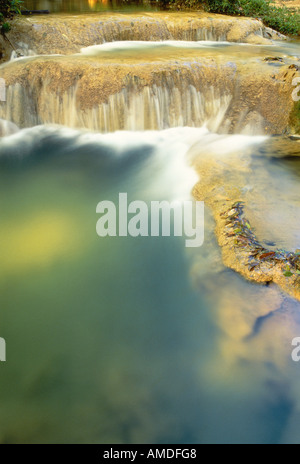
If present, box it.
[0,126,300,444]
[23,0,157,13]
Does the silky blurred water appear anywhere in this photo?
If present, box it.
[0,126,300,444]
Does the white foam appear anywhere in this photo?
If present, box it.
[0,125,268,202]
[80,40,239,55]
[0,118,19,137]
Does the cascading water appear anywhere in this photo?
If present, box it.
[0,40,298,134]
[3,12,283,59]
[0,10,300,444]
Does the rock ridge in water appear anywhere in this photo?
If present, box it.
[192,136,300,301]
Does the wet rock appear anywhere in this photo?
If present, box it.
[263,26,286,40]
[0,36,13,64]
[263,56,285,63]
[0,54,297,134]
[245,33,272,45]
[258,136,300,158]
[226,19,268,43]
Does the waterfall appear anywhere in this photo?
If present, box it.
[0,49,296,134]
[2,80,233,133]
[0,118,19,136]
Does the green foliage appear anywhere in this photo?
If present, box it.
[1,21,10,32]
[0,0,22,29]
[205,0,242,15]
[261,4,300,35]
[205,0,300,35]
[164,0,299,35]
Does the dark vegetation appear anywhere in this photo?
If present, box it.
[164,0,300,35]
[0,0,299,35]
[0,0,22,32]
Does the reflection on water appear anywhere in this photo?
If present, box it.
[245,155,300,251]
[23,0,155,13]
[0,126,300,444]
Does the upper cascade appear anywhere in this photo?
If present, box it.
[1,12,285,59]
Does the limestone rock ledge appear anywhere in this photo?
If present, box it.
[0,53,298,134]
[3,12,284,58]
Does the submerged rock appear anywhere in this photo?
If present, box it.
[258,137,300,158]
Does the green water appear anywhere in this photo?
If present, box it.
[0,126,300,444]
